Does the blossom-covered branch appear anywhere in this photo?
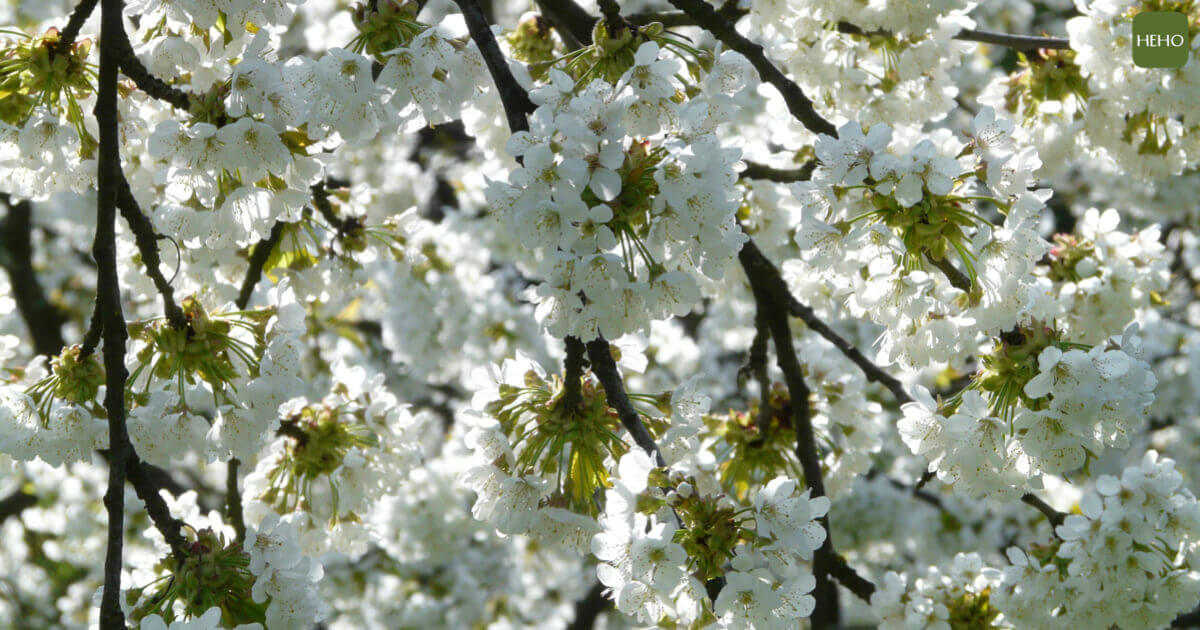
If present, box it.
[666,0,837,137]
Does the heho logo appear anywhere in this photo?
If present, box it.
[1132,11,1192,68]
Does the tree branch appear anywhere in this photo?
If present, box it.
[0,195,67,356]
[95,0,131,624]
[1021,492,1066,530]
[562,336,587,413]
[566,579,611,630]
[236,221,285,310]
[955,28,1070,51]
[586,338,666,466]
[837,22,1071,52]
[53,0,100,57]
[739,245,840,627]
[739,160,816,183]
[225,458,247,545]
[741,238,912,405]
[126,459,187,561]
[665,0,837,137]
[114,28,191,111]
[116,175,187,330]
[0,487,37,525]
[453,0,535,134]
[925,252,972,292]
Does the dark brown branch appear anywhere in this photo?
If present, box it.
[925,252,972,292]
[739,244,840,627]
[955,29,1070,51]
[53,0,100,57]
[236,222,285,309]
[114,28,191,111]
[627,1,747,28]
[739,160,816,183]
[1021,492,1066,530]
[116,176,187,329]
[666,0,837,137]
[829,556,876,602]
[586,338,666,466]
[0,196,67,356]
[1172,605,1200,627]
[533,0,594,48]
[837,21,1071,52]
[453,0,535,134]
[562,336,588,412]
[126,459,187,560]
[95,0,130,624]
[0,488,37,525]
[742,307,773,433]
[80,300,104,358]
[566,579,611,630]
[741,238,913,405]
[225,458,246,544]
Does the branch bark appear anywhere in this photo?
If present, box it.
[116,176,187,329]
[0,195,67,356]
[95,0,131,624]
[665,0,837,137]
[586,339,666,466]
[740,244,842,627]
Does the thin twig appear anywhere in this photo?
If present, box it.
[226,458,246,544]
[125,459,187,560]
[453,0,535,134]
[0,195,67,356]
[566,579,611,630]
[743,307,773,433]
[562,336,588,413]
[666,0,837,137]
[236,222,286,309]
[739,160,816,183]
[53,0,100,57]
[586,339,666,466]
[116,176,187,329]
[114,29,191,111]
[838,21,1071,52]
[1021,492,1066,530]
[739,244,840,627]
[741,238,913,405]
[925,252,972,292]
[0,488,37,525]
[955,29,1070,51]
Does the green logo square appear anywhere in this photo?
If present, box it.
[1133,11,1191,68]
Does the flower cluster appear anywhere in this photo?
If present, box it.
[870,552,1002,630]
[794,107,1048,368]
[900,323,1156,498]
[484,38,753,340]
[244,365,426,554]
[994,452,1200,629]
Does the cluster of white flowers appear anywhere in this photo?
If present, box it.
[870,552,1002,630]
[747,0,976,128]
[995,452,1200,629]
[1066,1,1200,179]
[484,40,753,340]
[243,364,429,554]
[900,323,1156,498]
[793,107,1048,368]
[593,450,828,629]
[1033,207,1171,343]
[3,0,1200,628]
[127,496,324,629]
